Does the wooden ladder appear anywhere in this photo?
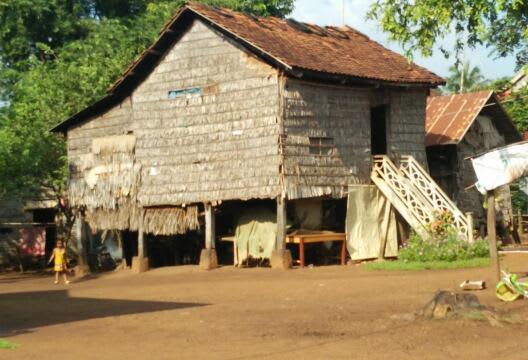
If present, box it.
[371,155,472,240]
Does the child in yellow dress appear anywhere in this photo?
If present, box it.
[48,240,70,284]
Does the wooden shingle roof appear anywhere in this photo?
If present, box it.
[53,2,443,133]
[110,2,444,93]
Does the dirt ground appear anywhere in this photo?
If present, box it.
[1,254,528,360]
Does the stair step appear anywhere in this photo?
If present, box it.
[371,175,429,239]
[371,155,470,241]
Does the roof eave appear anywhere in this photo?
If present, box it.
[425,140,460,148]
[288,66,444,88]
[50,93,120,134]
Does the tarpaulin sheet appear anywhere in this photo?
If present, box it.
[234,207,276,264]
[346,185,398,260]
[472,141,528,194]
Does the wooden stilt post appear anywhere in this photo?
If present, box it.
[116,231,126,269]
[487,191,500,283]
[199,203,218,270]
[276,196,286,251]
[205,203,215,250]
[518,209,523,236]
[74,211,90,277]
[138,208,145,258]
[271,196,292,269]
[132,207,149,273]
[466,212,474,243]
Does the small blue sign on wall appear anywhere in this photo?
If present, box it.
[168,87,202,99]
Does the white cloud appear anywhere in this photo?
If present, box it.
[291,0,516,79]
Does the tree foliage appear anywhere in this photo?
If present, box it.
[0,0,294,200]
[444,62,486,94]
[210,0,294,17]
[368,0,528,61]
[515,47,528,71]
[485,77,528,133]
[0,0,171,99]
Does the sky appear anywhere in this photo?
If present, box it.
[291,0,518,80]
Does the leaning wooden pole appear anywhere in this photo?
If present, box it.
[487,191,500,283]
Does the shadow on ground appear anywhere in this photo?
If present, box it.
[0,272,50,284]
[0,290,207,337]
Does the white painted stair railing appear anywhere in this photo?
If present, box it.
[371,155,472,241]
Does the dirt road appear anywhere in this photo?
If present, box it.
[1,255,528,359]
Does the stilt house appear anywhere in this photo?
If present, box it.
[52,3,445,270]
[426,91,522,232]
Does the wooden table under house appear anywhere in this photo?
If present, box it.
[221,231,347,267]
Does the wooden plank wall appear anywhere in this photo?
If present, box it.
[0,199,32,223]
[281,79,429,200]
[66,20,282,208]
[281,79,371,199]
[133,21,281,206]
[65,19,431,210]
[67,98,133,173]
[387,89,429,166]
[456,115,508,227]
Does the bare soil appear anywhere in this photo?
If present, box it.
[1,253,528,360]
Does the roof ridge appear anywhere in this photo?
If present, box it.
[52,2,445,133]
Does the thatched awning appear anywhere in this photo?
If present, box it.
[144,207,200,236]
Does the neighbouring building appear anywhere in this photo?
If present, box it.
[0,196,58,270]
[510,69,528,92]
[426,91,522,231]
[52,3,445,270]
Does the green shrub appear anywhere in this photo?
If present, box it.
[399,211,489,262]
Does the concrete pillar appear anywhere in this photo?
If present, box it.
[199,203,218,270]
[132,208,149,273]
[271,196,292,269]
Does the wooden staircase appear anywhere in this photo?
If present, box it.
[371,155,472,241]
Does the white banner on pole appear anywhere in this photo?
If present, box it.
[471,142,528,194]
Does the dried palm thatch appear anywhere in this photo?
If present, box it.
[70,135,201,235]
[70,135,141,231]
[144,206,200,236]
[85,204,140,231]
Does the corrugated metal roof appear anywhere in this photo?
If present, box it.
[425,91,522,147]
[425,91,494,146]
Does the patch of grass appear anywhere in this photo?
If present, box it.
[0,339,17,349]
[364,258,490,271]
